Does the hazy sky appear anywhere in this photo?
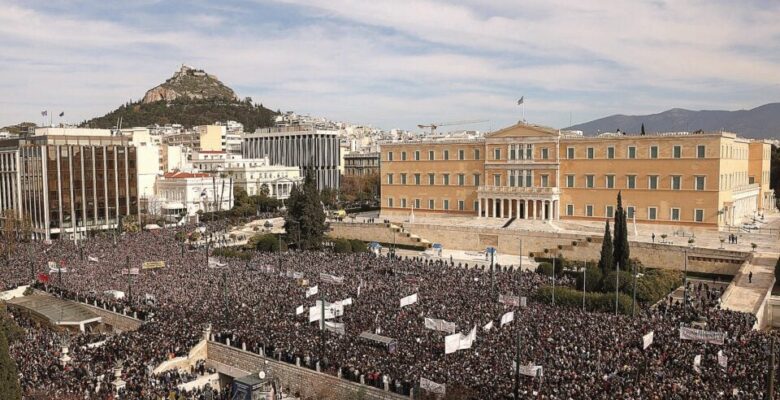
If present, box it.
[1,0,779,131]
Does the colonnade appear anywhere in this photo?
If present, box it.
[477,197,559,220]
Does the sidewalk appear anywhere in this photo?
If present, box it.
[721,251,779,315]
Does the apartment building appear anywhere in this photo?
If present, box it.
[344,152,380,177]
[380,122,775,228]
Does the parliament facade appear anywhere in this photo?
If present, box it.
[380,123,775,228]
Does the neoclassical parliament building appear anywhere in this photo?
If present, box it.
[380,123,776,228]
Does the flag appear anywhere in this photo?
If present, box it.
[483,321,493,331]
[37,272,50,284]
[305,285,318,298]
[41,110,47,117]
[642,331,654,350]
[718,350,728,369]
[400,293,418,308]
[693,355,701,374]
[517,96,524,105]
[500,311,514,327]
[200,188,207,198]
[59,111,64,117]
[419,378,446,394]
[295,305,304,315]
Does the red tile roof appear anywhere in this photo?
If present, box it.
[163,171,210,179]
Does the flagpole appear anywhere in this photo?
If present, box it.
[513,331,521,399]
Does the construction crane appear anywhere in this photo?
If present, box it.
[417,119,488,135]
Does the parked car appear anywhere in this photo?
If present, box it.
[741,222,758,230]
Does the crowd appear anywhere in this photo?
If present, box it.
[0,225,778,399]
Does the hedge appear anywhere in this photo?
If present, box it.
[211,247,252,261]
[533,285,634,315]
[248,234,287,252]
[350,239,368,253]
[575,267,604,292]
[333,238,353,253]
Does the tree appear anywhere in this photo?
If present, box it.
[613,191,630,273]
[598,219,614,278]
[284,172,326,250]
[0,325,21,400]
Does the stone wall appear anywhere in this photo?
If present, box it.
[764,296,780,329]
[330,222,429,248]
[206,341,407,400]
[80,303,143,332]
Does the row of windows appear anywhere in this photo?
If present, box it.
[386,197,473,211]
[492,145,549,160]
[387,149,480,162]
[564,204,706,222]
[566,144,706,160]
[388,173,481,186]
[564,174,707,191]
[720,144,749,160]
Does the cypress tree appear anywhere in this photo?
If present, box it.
[284,171,326,250]
[0,326,21,400]
[613,191,630,272]
[598,219,614,278]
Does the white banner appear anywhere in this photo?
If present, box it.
[88,256,99,263]
[424,317,457,334]
[296,305,304,315]
[499,294,520,307]
[419,378,446,394]
[483,321,494,331]
[325,321,345,335]
[500,311,514,327]
[718,350,728,369]
[293,272,304,279]
[320,273,344,285]
[679,327,726,345]
[337,298,353,307]
[400,293,418,308]
[693,354,701,374]
[642,331,654,350]
[513,362,544,378]
[309,300,344,322]
[305,285,319,298]
[444,326,476,354]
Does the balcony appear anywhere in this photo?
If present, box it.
[477,185,560,195]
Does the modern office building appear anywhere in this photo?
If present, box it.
[0,128,138,240]
[242,125,340,190]
[380,122,776,228]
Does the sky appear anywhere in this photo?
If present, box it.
[1,0,780,132]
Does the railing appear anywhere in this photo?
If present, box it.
[477,185,560,195]
[731,183,760,196]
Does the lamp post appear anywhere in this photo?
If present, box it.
[582,262,587,312]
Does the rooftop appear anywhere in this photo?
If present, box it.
[7,294,100,326]
[163,171,211,179]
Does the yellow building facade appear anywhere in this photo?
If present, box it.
[380,123,776,228]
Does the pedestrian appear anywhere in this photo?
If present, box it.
[748,271,753,283]
[651,233,655,243]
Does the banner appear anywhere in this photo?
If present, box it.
[338,297,353,307]
[121,268,140,275]
[142,261,165,270]
[424,318,457,334]
[296,305,304,315]
[444,326,476,354]
[88,256,99,263]
[500,311,514,327]
[513,362,543,378]
[693,354,701,374]
[419,378,446,394]
[483,321,493,331]
[320,273,344,285]
[305,285,319,298]
[718,350,727,369]
[679,327,726,345]
[499,294,520,307]
[208,257,225,268]
[36,272,50,284]
[400,293,418,308]
[642,331,654,350]
[325,321,345,335]
[309,300,344,322]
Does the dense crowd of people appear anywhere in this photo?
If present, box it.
[1,225,778,399]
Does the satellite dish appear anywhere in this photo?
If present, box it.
[258,371,266,379]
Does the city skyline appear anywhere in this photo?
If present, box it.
[1,0,780,131]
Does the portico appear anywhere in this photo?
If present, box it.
[476,186,560,220]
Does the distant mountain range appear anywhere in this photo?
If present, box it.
[566,103,780,139]
[82,65,276,131]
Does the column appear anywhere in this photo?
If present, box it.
[477,197,482,217]
[532,200,537,220]
[493,198,498,218]
[523,199,528,219]
[508,199,513,219]
[500,199,504,218]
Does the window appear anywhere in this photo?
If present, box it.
[567,147,575,159]
[458,149,465,160]
[428,199,434,209]
[695,176,705,191]
[428,173,435,185]
[401,198,407,208]
[627,175,636,189]
[671,175,681,190]
[606,175,615,189]
[648,207,657,220]
[387,152,393,161]
[414,151,420,161]
[388,198,394,207]
[650,146,658,159]
[443,150,449,160]
[510,146,516,160]
[627,206,635,219]
[387,174,394,184]
[541,148,549,160]
[648,175,658,190]
[458,200,465,211]
[414,199,421,209]
[586,175,595,188]
[474,149,480,160]
[525,172,532,187]
[428,150,435,160]
[670,208,680,221]
[401,151,407,161]
[493,174,501,186]
[443,174,450,185]
[566,204,574,216]
[694,209,704,222]
[400,173,407,185]
[566,175,575,188]
[458,174,465,186]
[526,144,532,159]
[673,146,681,158]
[540,175,549,187]
[586,205,594,217]
[627,146,637,159]
[494,148,501,160]
[443,199,449,210]
[509,174,515,187]
[587,147,594,159]
[414,174,420,185]
[697,145,705,159]
[607,147,615,159]
[473,173,481,186]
